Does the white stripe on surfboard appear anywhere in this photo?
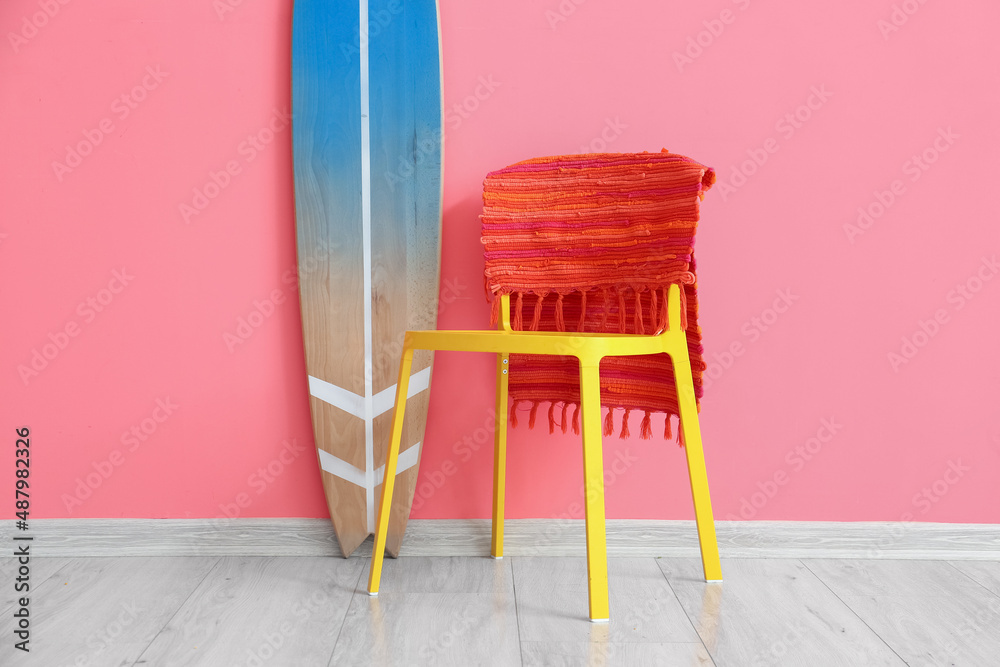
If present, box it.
[373,441,420,485]
[307,367,431,419]
[372,367,431,416]
[359,0,376,533]
[317,443,421,489]
[317,448,367,487]
[308,376,364,418]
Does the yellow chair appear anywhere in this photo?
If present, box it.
[366,283,722,621]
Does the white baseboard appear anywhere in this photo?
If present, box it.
[5,518,998,559]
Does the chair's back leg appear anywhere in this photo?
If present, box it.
[579,357,610,622]
[491,294,512,558]
[671,341,723,582]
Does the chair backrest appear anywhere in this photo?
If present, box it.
[480,150,715,439]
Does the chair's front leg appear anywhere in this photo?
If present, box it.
[367,347,415,596]
[491,352,509,558]
[579,357,610,622]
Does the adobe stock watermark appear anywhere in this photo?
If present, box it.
[578,117,627,154]
[339,0,404,60]
[225,264,421,396]
[179,108,291,223]
[239,620,296,667]
[747,619,806,667]
[213,0,246,21]
[877,0,931,40]
[384,128,443,193]
[588,591,718,665]
[887,255,997,372]
[417,608,479,662]
[843,127,959,244]
[214,439,308,522]
[912,459,970,514]
[545,0,589,30]
[411,409,498,512]
[224,239,381,353]
[224,255,465,369]
[240,588,333,666]
[672,0,752,72]
[866,458,972,557]
[366,278,466,382]
[438,277,468,316]
[726,417,843,520]
[60,398,179,512]
[586,599,694,666]
[70,601,142,667]
[714,85,832,202]
[445,75,502,131]
[17,268,135,386]
[51,66,169,182]
[536,445,641,549]
[411,404,640,520]
[223,238,341,353]
[936,597,1000,664]
[702,288,799,390]
[7,0,72,53]
[384,75,502,191]
[223,289,289,353]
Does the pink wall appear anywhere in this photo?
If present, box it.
[4,0,999,525]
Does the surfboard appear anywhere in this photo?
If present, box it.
[291,0,443,558]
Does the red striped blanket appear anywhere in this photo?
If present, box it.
[480,150,715,440]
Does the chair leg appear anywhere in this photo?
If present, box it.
[579,358,610,622]
[671,346,722,582]
[367,348,414,595]
[491,352,509,558]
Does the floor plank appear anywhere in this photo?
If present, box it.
[0,556,218,666]
[521,640,715,666]
[804,559,1000,666]
[803,558,989,598]
[948,559,1000,597]
[0,555,73,663]
[135,556,363,667]
[659,558,906,666]
[332,557,520,666]
[513,557,700,643]
[0,556,71,618]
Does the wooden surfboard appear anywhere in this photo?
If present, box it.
[291,0,442,558]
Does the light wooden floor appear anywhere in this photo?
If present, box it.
[2,555,999,666]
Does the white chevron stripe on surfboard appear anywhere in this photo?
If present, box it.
[317,442,422,532]
[308,361,431,533]
[307,367,431,420]
[373,367,432,416]
[317,443,422,490]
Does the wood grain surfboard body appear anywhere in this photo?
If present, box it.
[291,0,443,558]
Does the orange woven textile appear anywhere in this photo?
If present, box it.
[480,150,715,440]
